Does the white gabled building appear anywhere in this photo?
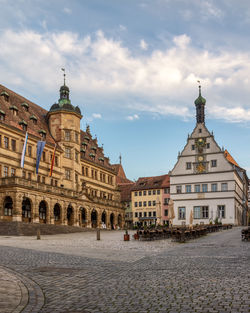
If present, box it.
[170,86,248,226]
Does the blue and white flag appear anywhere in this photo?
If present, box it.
[36,141,46,174]
[20,132,28,168]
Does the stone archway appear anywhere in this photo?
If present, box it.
[118,214,122,229]
[110,213,115,230]
[67,205,74,226]
[3,196,13,220]
[53,203,61,225]
[22,198,32,222]
[81,207,87,227]
[39,200,47,224]
[101,211,107,228]
[91,209,98,228]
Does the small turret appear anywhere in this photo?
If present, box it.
[194,84,206,124]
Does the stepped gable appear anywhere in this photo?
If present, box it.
[0,84,55,145]
[132,174,169,191]
[80,127,113,170]
[112,164,133,184]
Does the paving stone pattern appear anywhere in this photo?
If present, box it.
[0,228,249,313]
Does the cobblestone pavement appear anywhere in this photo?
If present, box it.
[0,228,249,313]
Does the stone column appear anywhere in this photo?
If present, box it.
[12,193,22,222]
[33,196,39,223]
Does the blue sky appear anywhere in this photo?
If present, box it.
[1,0,250,180]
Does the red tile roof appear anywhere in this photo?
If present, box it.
[118,182,135,202]
[112,164,133,184]
[131,174,170,191]
[224,149,239,167]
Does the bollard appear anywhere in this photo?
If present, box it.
[37,228,41,240]
[97,229,100,240]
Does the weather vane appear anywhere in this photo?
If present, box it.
[61,68,66,85]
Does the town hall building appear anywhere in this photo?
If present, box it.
[170,86,248,226]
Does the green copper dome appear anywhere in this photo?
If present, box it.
[194,86,206,105]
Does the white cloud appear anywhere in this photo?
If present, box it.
[140,39,148,50]
[126,114,139,121]
[63,7,72,15]
[119,25,127,31]
[1,29,250,123]
[92,113,102,119]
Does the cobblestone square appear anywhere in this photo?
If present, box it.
[0,228,249,313]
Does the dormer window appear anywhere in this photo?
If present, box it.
[0,110,5,121]
[29,115,37,125]
[80,148,86,157]
[1,91,9,102]
[98,157,104,164]
[82,142,88,148]
[39,129,46,139]
[89,152,95,160]
[21,102,29,112]
[9,105,18,116]
[19,120,27,131]
[84,136,90,142]
[91,146,97,151]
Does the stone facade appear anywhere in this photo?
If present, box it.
[0,83,125,229]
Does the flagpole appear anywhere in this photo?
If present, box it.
[20,132,28,168]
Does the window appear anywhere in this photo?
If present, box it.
[186,162,191,170]
[139,191,142,196]
[139,212,142,217]
[164,209,168,216]
[221,183,228,191]
[11,139,16,151]
[0,113,5,121]
[194,206,209,219]
[195,185,200,193]
[148,190,152,195]
[11,168,15,177]
[42,176,45,183]
[3,166,8,177]
[135,212,138,218]
[75,173,78,183]
[55,156,58,166]
[176,185,182,194]
[135,202,138,207]
[22,170,26,178]
[85,167,88,177]
[65,169,71,180]
[65,130,71,141]
[144,212,147,217]
[153,190,156,195]
[202,184,208,192]
[75,132,78,143]
[55,180,58,187]
[192,144,195,150]
[28,145,32,157]
[211,160,217,167]
[149,212,152,217]
[178,207,186,220]
[75,151,79,162]
[211,183,217,192]
[186,185,191,193]
[206,143,210,149]
[164,187,170,194]
[28,172,31,180]
[218,205,225,218]
[37,175,40,183]
[164,198,169,205]
[134,191,137,196]
[153,200,156,206]
[42,151,46,162]
[143,190,146,196]
[4,136,9,149]
[148,201,151,206]
[65,147,71,159]
[139,201,142,207]
[143,201,147,207]
[22,124,27,131]
[153,211,156,217]
[199,128,202,133]
[157,189,160,195]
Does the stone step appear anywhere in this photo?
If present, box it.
[0,220,94,236]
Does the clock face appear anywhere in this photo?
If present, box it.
[197,163,205,173]
[197,138,205,146]
[198,155,204,162]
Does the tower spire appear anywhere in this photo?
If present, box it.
[194,81,206,124]
[61,68,66,86]
[119,153,122,165]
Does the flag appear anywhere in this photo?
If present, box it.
[20,132,28,168]
[49,144,56,177]
[36,141,46,174]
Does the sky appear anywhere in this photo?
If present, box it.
[1,0,250,180]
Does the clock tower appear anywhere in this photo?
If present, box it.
[169,86,248,226]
